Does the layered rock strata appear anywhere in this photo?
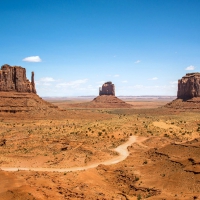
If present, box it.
[177,73,200,99]
[165,72,200,110]
[0,64,62,116]
[99,82,115,96]
[0,64,36,93]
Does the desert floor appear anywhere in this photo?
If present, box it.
[0,97,200,200]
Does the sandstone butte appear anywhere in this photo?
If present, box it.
[84,81,132,108]
[0,64,60,117]
[166,72,200,110]
[99,81,115,96]
[61,81,132,108]
[0,64,36,93]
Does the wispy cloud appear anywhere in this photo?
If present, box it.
[132,84,144,89]
[148,77,158,81]
[124,84,176,90]
[170,81,177,85]
[122,80,128,83]
[40,77,55,82]
[185,65,195,70]
[134,60,141,64]
[96,81,105,84]
[56,79,88,88]
[36,77,55,86]
[114,74,119,77]
[22,56,42,62]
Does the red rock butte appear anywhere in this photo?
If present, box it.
[177,73,200,99]
[166,72,200,110]
[0,64,36,93]
[99,81,115,96]
[0,64,60,116]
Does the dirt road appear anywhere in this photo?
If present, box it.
[0,136,138,172]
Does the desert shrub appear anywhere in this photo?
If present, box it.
[98,132,102,136]
[143,160,148,164]
[135,176,139,181]
[137,194,142,200]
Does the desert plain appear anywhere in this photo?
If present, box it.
[0,96,200,200]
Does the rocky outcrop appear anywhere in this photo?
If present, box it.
[0,64,64,117]
[177,73,200,99]
[165,72,200,110]
[99,82,115,96]
[0,64,36,93]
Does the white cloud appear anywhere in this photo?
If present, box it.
[114,74,119,77]
[124,84,176,90]
[56,79,88,88]
[148,77,158,80]
[133,84,144,89]
[96,81,105,84]
[35,77,55,86]
[170,81,177,85]
[22,56,42,62]
[122,80,128,83]
[40,77,55,82]
[134,60,141,64]
[185,65,195,70]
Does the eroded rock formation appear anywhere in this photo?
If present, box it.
[0,64,63,116]
[177,73,200,99]
[0,64,36,93]
[99,81,115,96]
[165,72,200,110]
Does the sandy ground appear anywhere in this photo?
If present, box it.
[1,136,138,172]
[0,97,200,200]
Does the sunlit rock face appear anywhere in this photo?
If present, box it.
[99,81,115,96]
[0,64,36,93]
[177,73,200,99]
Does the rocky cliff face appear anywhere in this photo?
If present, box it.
[177,73,200,99]
[0,64,36,93]
[99,81,115,96]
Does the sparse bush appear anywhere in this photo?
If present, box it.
[143,160,148,164]
[135,176,139,181]
[137,194,142,200]
[98,132,102,136]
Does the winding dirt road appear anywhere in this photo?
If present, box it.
[0,136,137,172]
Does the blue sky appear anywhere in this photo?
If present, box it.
[1,0,200,96]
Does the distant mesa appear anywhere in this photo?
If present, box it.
[66,81,132,108]
[166,72,200,110]
[99,81,115,96]
[92,81,132,108]
[0,64,60,116]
